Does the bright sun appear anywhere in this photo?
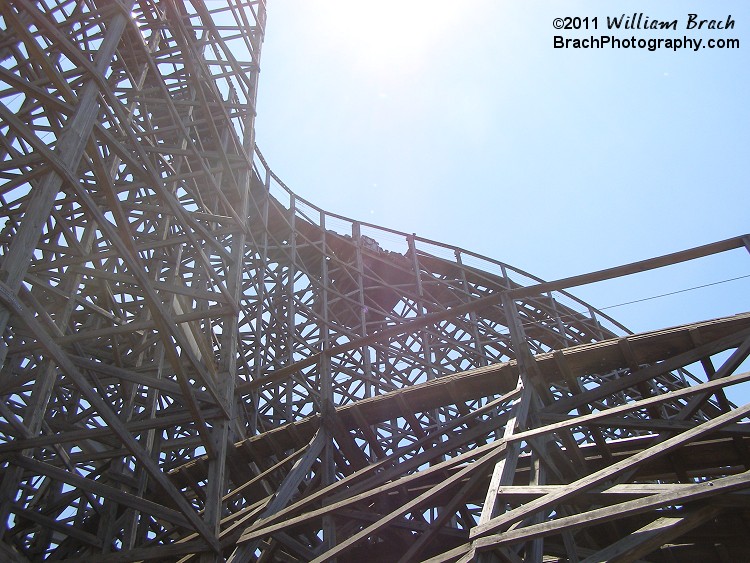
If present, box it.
[314,0,468,74]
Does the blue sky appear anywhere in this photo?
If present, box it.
[253,0,749,336]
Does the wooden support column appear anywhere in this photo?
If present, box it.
[408,235,434,379]
[478,294,536,523]
[475,293,539,562]
[200,116,256,562]
[352,222,375,398]
[250,165,272,434]
[285,195,297,420]
[455,249,489,367]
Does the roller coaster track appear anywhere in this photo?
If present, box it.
[0,1,749,561]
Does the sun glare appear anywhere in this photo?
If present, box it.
[315,0,467,74]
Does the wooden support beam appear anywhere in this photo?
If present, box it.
[61,540,210,562]
[305,439,507,563]
[1,3,747,560]
[470,401,750,539]
[11,456,190,529]
[0,407,222,454]
[0,282,220,552]
[226,429,326,562]
[507,235,748,300]
[473,472,749,552]
[579,505,724,563]
[228,314,750,462]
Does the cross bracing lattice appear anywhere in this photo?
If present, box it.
[0,1,750,562]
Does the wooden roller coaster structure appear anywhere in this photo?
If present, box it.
[0,1,749,561]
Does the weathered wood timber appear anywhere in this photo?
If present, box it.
[0,2,748,561]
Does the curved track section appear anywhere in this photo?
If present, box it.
[0,2,749,562]
[241,148,635,428]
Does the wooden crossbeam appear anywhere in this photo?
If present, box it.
[470,401,750,539]
[579,505,725,563]
[473,473,749,552]
[226,314,750,460]
[0,282,220,552]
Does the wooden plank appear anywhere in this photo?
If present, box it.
[479,294,542,529]
[545,324,750,417]
[511,371,750,448]
[305,438,508,563]
[351,404,386,459]
[172,497,274,562]
[226,429,327,562]
[238,436,506,544]
[421,543,472,563]
[478,378,528,524]
[674,333,750,421]
[222,448,306,505]
[470,400,750,539]
[579,505,724,563]
[397,467,486,562]
[473,471,750,551]
[507,235,747,300]
[538,413,750,437]
[237,392,519,542]
[492,483,750,503]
